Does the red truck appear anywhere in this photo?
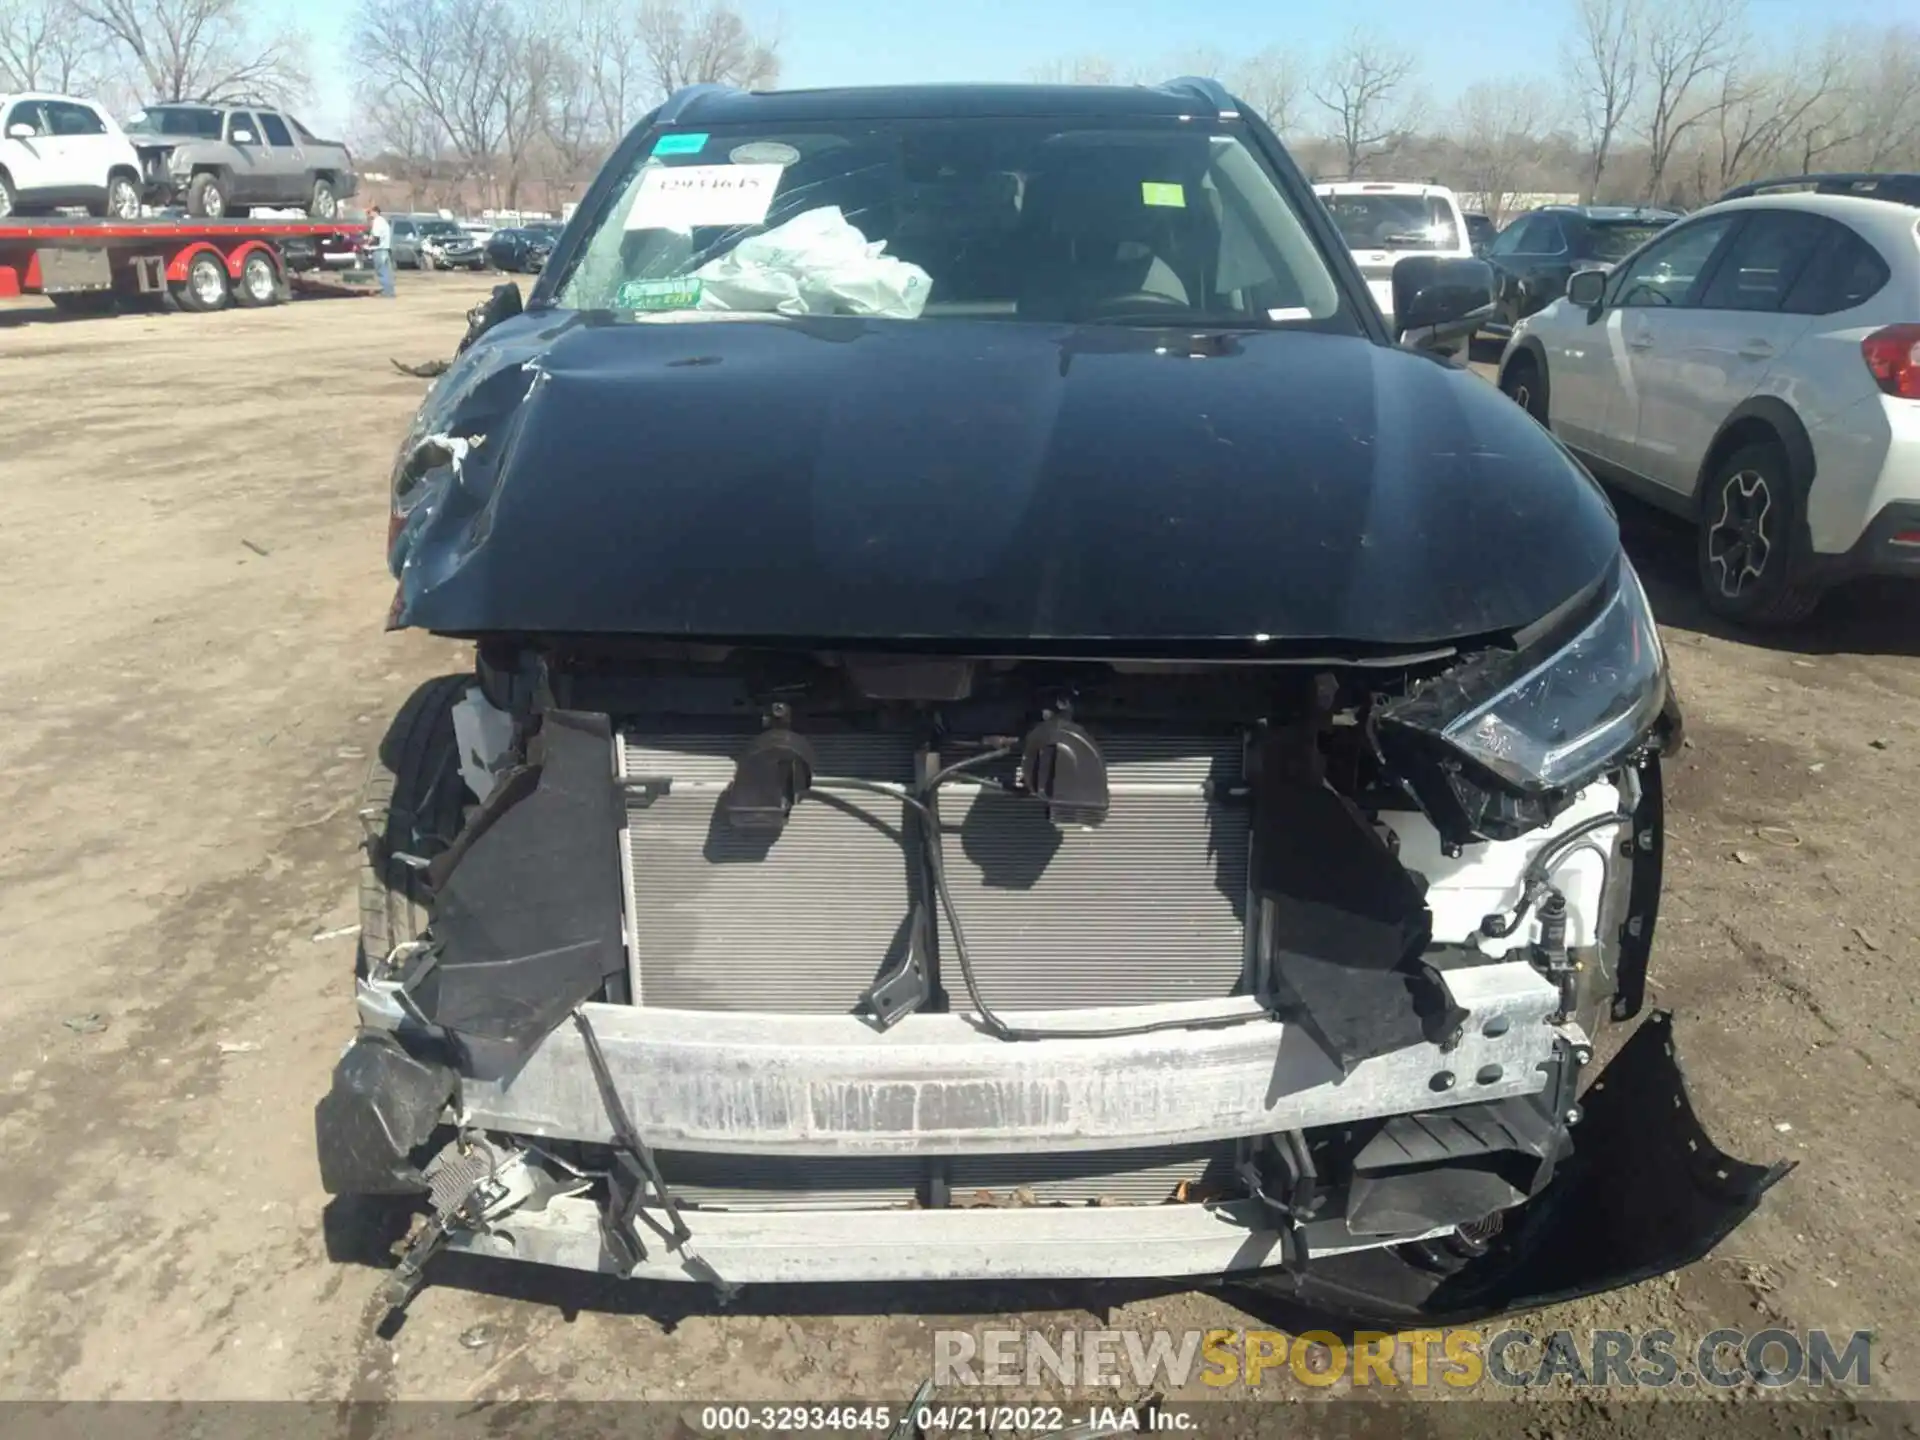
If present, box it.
[0,214,371,315]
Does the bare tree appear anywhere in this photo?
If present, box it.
[1565,0,1643,201]
[1696,37,1847,196]
[637,0,779,95]
[1847,28,1920,170]
[558,0,649,154]
[351,0,551,208]
[71,0,308,103]
[1638,0,1745,202]
[356,82,452,210]
[0,0,111,93]
[1230,45,1305,139]
[1026,54,1143,86]
[1451,81,1555,222]
[1310,29,1418,177]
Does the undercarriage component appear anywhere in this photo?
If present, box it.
[1243,1011,1790,1323]
[1344,1093,1566,1236]
[571,1006,692,1271]
[380,1134,576,1319]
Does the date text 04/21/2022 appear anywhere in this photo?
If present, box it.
[696,1405,1194,1434]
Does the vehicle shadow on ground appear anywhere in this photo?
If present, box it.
[1614,492,1920,659]
[0,305,132,328]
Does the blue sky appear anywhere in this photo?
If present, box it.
[290,0,1886,138]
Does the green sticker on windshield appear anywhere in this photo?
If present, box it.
[1141,182,1185,208]
[616,277,703,311]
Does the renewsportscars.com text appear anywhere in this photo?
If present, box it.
[933,1327,1873,1391]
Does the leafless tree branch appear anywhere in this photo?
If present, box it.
[70,0,307,104]
[1310,29,1418,178]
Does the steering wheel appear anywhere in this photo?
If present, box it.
[1081,290,1193,320]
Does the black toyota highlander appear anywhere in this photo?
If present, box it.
[318,77,1784,1327]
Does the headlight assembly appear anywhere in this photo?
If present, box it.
[1376,556,1674,845]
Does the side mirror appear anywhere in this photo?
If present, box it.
[1391,255,1495,354]
[1566,268,1610,310]
[458,281,523,354]
[232,129,254,144]
[7,122,37,139]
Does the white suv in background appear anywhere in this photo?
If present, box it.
[1313,180,1474,326]
[0,92,143,219]
[1499,175,1920,625]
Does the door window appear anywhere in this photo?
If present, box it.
[1610,216,1738,308]
[1490,216,1534,255]
[258,112,294,147]
[1530,216,1570,256]
[1782,225,1892,315]
[227,112,261,145]
[1698,211,1829,311]
[45,101,108,136]
[4,101,47,136]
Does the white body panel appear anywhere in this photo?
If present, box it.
[1508,191,1920,555]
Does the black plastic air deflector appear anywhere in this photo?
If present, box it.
[1239,1012,1791,1325]
[1250,727,1435,1071]
[314,1031,456,1195]
[409,709,628,1081]
[1345,1097,1560,1236]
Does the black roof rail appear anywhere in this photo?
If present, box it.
[657,83,740,124]
[1717,172,1920,206]
[1159,76,1239,115]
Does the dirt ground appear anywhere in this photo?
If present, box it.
[2,274,1917,1421]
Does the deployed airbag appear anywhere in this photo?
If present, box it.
[691,206,932,318]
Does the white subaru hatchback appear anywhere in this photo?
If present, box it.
[1313,180,1475,327]
[0,92,144,219]
[1499,175,1920,625]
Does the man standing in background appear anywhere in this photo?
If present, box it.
[367,205,395,298]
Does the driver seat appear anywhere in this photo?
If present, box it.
[1014,163,1193,321]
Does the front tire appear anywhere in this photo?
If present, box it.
[358,676,473,979]
[95,172,141,219]
[1696,441,1824,626]
[1501,352,1549,425]
[0,171,15,219]
[186,172,227,219]
[307,177,337,219]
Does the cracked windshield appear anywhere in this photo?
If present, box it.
[555,119,1345,327]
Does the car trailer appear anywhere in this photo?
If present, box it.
[0,216,374,316]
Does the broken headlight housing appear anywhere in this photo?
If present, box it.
[1376,555,1669,845]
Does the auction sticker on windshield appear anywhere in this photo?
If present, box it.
[616,277,703,311]
[625,162,784,231]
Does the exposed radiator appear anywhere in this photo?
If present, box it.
[933,736,1250,1010]
[619,728,1251,1014]
[654,1143,1239,1212]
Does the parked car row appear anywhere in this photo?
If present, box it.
[1498,173,1920,626]
[1312,171,1920,627]
[0,89,358,220]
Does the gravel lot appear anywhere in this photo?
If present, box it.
[2,276,1916,1415]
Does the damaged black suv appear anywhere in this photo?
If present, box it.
[319,77,1783,1324]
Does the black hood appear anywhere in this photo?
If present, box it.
[389,312,1619,649]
